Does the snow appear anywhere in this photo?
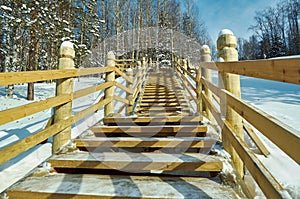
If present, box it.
[61,41,74,49]
[218,29,234,36]
[0,5,12,12]
[0,64,299,197]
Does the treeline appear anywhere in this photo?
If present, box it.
[238,0,299,60]
[0,0,210,73]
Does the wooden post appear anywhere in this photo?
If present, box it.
[104,51,115,117]
[53,41,75,153]
[196,68,202,114]
[142,57,146,76]
[200,45,213,121]
[217,29,244,178]
[183,59,187,77]
[126,68,134,115]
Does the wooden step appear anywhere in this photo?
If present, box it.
[91,125,207,136]
[75,137,216,148]
[142,91,183,95]
[141,95,185,99]
[7,174,239,199]
[136,112,193,117]
[140,99,186,103]
[138,107,190,112]
[48,151,222,172]
[103,116,203,125]
[139,102,188,107]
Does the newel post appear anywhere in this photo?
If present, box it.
[53,41,75,153]
[104,51,116,117]
[126,68,134,115]
[200,45,213,120]
[217,29,244,178]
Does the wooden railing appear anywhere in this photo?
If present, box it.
[174,32,300,198]
[0,41,148,167]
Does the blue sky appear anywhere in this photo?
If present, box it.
[196,0,282,43]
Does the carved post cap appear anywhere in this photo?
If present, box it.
[200,45,211,55]
[106,51,115,67]
[217,29,237,51]
[60,41,75,59]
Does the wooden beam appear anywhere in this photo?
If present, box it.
[216,58,300,85]
[114,95,129,105]
[75,137,216,148]
[74,97,113,122]
[103,116,203,125]
[243,122,270,157]
[77,67,115,77]
[115,67,134,83]
[0,69,77,86]
[139,102,188,107]
[115,82,133,94]
[73,82,114,99]
[92,125,207,134]
[48,151,222,172]
[223,120,291,199]
[0,67,115,86]
[224,90,300,164]
[0,117,74,164]
[137,112,192,117]
[0,94,72,126]
[7,174,239,199]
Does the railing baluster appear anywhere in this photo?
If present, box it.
[53,41,75,153]
[217,30,244,178]
[104,51,116,117]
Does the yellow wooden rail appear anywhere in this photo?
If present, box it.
[0,44,144,166]
[175,46,299,198]
[199,58,300,85]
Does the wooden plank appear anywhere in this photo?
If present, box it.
[74,97,113,122]
[0,67,116,86]
[75,137,216,148]
[115,67,134,83]
[103,116,202,124]
[223,120,291,199]
[0,94,72,126]
[0,117,74,164]
[139,102,188,107]
[115,59,135,62]
[113,95,129,105]
[0,143,52,193]
[199,62,218,70]
[201,93,223,127]
[0,69,77,86]
[141,95,184,99]
[48,151,222,172]
[140,99,185,103]
[115,82,133,94]
[92,125,207,134]
[73,82,114,99]
[216,58,300,85]
[224,89,300,164]
[138,107,190,112]
[77,67,115,77]
[136,112,192,117]
[243,122,270,157]
[7,174,239,199]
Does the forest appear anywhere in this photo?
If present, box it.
[0,0,210,74]
[238,0,299,60]
[0,0,299,100]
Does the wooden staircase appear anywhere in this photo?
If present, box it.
[7,68,240,198]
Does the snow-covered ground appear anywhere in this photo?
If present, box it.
[0,70,299,197]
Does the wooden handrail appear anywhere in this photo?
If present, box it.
[200,58,300,85]
[0,94,72,126]
[0,67,115,86]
